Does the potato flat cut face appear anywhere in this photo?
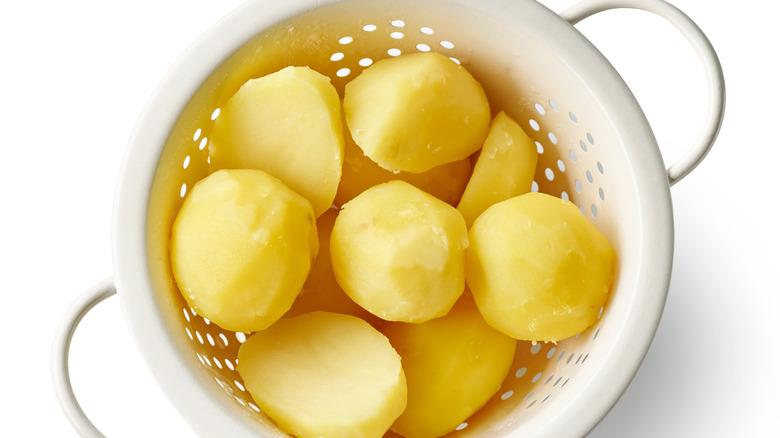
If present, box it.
[170,169,318,333]
[381,295,517,438]
[208,66,344,217]
[457,111,538,227]
[335,128,471,207]
[330,180,469,323]
[466,192,614,342]
[285,208,382,327]
[237,311,407,438]
[344,52,490,173]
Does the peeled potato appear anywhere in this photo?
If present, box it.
[335,127,471,207]
[381,295,517,438]
[457,111,538,227]
[344,52,490,173]
[237,311,407,438]
[170,169,318,333]
[331,180,469,323]
[285,208,382,327]
[208,66,344,217]
[466,192,614,342]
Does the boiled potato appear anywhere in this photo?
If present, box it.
[331,180,469,323]
[208,66,344,217]
[285,208,382,327]
[237,311,407,438]
[170,169,318,333]
[457,111,538,227]
[343,52,490,173]
[335,127,471,207]
[381,295,517,438]
[466,192,614,342]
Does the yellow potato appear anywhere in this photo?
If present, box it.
[466,192,614,342]
[457,111,538,227]
[208,66,344,217]
[237,311,407,438]
[330,180,469,323]
[381,295,517,438]
[343,52,490,173]
[285,208,382,327]
[170,169,318,333]
[335,128,471,207]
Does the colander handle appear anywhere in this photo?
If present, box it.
[51,277,115,438]
[560,0,725,186]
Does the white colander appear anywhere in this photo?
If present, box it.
[52,0,724,436]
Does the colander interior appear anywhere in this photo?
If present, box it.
[129,0,673,436]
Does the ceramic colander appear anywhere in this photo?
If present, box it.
[52,0,724,436]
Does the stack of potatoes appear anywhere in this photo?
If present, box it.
[170,52,614,438]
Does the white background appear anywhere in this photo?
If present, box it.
[1,0,778,436]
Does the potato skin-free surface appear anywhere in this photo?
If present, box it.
[170,169,318,333]
[237,312,407,438]
[466,192,614,342]
[208,66,344,217]
[335,127,471,207]
[285,208,382,327]
[457,111,538,227]
[381,295,517,438]
[344,52,490,173]
[330,180,469,323]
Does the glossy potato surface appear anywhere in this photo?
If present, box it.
[237,312,407,438]
[170,169,318,333]
[331,180,469,323]
[381,295,516,438]
[457,111,538,227]
[344,52,490,173]
[208,66,344,217]
[466,192,614,342]
[285,208,382,327]
[336,129,471,207]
